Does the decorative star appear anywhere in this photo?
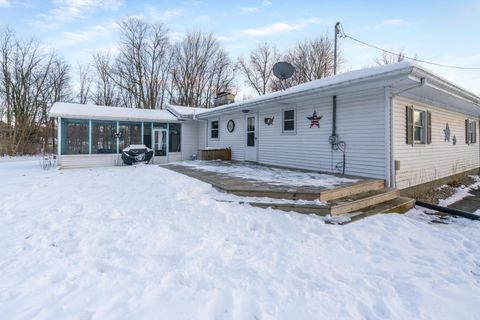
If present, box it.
[443,123,451,142]
[307,110,322,128]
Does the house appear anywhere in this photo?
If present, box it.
[49,61,480,193]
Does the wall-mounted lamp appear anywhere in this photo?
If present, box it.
[242,109,250,114]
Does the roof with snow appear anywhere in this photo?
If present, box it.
[166,104,210,119]
[49,102,179,122]
[194,61,480,118]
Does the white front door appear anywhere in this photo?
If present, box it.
[153,129,168,157]
[245,115,258,162]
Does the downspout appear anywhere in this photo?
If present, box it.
[388,77,426,188]
[385,87,392,188]
[332,95,337,141]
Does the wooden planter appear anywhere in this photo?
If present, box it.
[199,148,232,161]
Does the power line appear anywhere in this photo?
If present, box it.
[337,23,480,70]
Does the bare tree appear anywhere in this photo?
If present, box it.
[0,28,72,155]
[271,34,340,91]
[39,56,71,153]
[237,43,280,96]
[375,50,405,65]
[170,31,235,107]
[0,28,58,154]
[77,63,91,104]
[91,52,119,106]
[112,17,172,109]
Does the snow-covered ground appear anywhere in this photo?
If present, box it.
[1,161,480,320]
[173,160,358,188]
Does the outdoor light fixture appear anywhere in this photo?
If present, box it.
[242,109,250,113]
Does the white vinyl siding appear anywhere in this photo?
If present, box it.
[257,88,387,179]
[58,154,118,169]
[197,120,207,150]
[393,96,480,189]
[206,114,245,161]
[181,120,199,160]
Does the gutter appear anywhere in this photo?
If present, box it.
[411,67,480,106]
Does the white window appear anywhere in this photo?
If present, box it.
[413,110,426,143]
[283,109,295,132]
[211,120,219,139]
[467,119,477,144]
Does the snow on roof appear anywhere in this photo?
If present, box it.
[195,61,416,117]
[49,102,179,122]
[166,104,210,118]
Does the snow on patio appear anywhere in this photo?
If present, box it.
[174,160,358,188]
[1,160,480,319]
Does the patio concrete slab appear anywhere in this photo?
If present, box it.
[448,189,480,213]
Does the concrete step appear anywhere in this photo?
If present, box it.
[328,188,400,216]
[319,179,385,201]
[326,197,415,225]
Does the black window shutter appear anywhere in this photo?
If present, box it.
[406,106,413,145]
[474,121,477,143]
[427,111,432,144]
[465,119,469,144]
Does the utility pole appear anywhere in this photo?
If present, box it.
[334,22,340,75]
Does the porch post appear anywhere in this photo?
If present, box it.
[141,122,144,144]
[167,122,170,162]
[57,117,61,156]
[88,119,92,155]
[116,121,120,154]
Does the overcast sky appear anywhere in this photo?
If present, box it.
[1,0,479,98]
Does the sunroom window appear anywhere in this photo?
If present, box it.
[61,119,89,155]
[169,123,181,152]
[92,121,116,154]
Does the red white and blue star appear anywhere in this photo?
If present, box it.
[307,110,322,128]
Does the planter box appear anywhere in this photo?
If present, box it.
[199,148,231,161]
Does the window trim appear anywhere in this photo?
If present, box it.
[210,119,220,139]
[282,107,296,134]
[413,109,427,144]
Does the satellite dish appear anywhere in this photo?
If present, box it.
[273,61,295,80]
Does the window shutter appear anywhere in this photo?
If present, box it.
[474,121,477,143]
[465,119,469,144]
[426,111,432,144]
[406,106,413,145]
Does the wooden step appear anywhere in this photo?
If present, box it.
[229,190,321,201]
[329,188,400,216]
[319,179,385,201]
[326,197,414,225]
[364,197,415,214]
[248,202,329,215]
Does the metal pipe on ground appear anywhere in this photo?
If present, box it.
[415,200,480,220]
